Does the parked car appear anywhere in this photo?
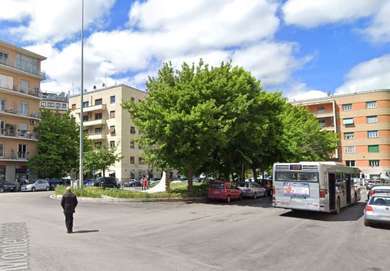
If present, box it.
[208,181,241,203]
[0,181,17,192]
[238,182,267,198]
[364,195,390,226]
[48,178,64,190]
[21,179,50,192]
[126,179,142,187]
[83,179,96,187]
[93,177,119,189]
[367,185,390,200]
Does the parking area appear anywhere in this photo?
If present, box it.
[0,191,389,271]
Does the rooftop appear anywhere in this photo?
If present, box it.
[69,84,145,98]
[0,40,46,61]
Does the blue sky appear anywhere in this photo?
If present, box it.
[0,0,389,100]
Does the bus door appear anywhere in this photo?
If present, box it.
[328,173,336,210]
[345,173,351,204]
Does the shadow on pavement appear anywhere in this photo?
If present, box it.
[198,196,273,208]
[280,202,365,222]
[72,230,100,234]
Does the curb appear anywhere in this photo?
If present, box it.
[49,194,206,203]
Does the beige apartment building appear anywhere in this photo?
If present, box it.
[69,84,158,182]
[40,92,68,113]
[0,41,45,183]
[294,89,390,179]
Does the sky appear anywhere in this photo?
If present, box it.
[0,0,389,101]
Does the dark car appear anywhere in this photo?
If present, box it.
[0,181,17,192]
[48,178,64,190]
[94,177,119,189]
[83,179,96,187]
[126,179,142,187]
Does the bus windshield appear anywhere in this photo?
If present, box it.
[275,172,319,182]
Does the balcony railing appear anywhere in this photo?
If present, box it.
[0,129,38,140]
[0,151,29,161]
[0,108,41,119]
[0,59,44,78]
[0,84,41,98]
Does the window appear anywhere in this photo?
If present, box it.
[71,104,76,109]
[368,145,379,153]
[110,95,115,104]
[139,157,145,165]
[345,146,356,153]
[82,115,89,122]
[0,74,13,89]
[131,97,135,102]
[95,142,102,148]
[95,98,102,105]
[0,51,8,63]
[369,160,380,167]
[0,144,4,157]
[110,125,115,136]
[0,100,5,111]
[366,101,376,109]
[130,156,135,164]
[82,101,89,108]
[110,141,115,148]
[130,140,135,149]
[367,116,378,124]
[19,80,29,93]
[317,106,325,113]
[318,119,326,128]
[343,118,354,127]
[368,130,378,138]
[346,160,355,167]
[130,126,136,134]
[16,54,39,75]
[19,102,28,115]
[342,104,352,111]
[95,127,102,134]
[95,113,102,120]
[344,132,354,140]
[110,111,115,118]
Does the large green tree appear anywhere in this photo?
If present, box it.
[125,61,284,191]
[28,110,90,178]
[84,146,122,177]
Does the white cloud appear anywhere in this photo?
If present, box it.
[2,0,115,43]
[335,54,390,94]
[282,0,383,28]
[364,1,390,43]
[285,82,328,101]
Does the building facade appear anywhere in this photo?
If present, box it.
[69,85,158,182]
[40,92,68,113]
[0,40,45,183]
[294,89,390,179]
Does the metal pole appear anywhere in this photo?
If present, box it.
[79,0,84,188]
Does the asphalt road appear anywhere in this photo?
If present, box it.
[0,191,389,271]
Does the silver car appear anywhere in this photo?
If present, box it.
[21,179,50,192]
[238,182,267,199]
[364,195,390,226]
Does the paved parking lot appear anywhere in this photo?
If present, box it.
[0,191,389,271]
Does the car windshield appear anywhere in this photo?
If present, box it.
[275,172,319,182]
[369,197,390,206]
[209,182,225,189]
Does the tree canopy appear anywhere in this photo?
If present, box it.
[84,146,122,177]
[28,110,90,178]
[124,60,338,192]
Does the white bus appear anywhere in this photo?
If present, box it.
[273,162,361,213]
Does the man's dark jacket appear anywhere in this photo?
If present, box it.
[61,191,78,214]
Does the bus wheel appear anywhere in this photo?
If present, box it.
[335,198,341,214]
[354,192,358,204]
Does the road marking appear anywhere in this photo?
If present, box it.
[0,223,29,271]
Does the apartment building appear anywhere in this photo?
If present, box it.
[293,89,390,179]
[0,41,45,183]
[40,92,68,113]
[69,84,158,182]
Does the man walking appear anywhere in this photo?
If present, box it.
[61,187,78,233]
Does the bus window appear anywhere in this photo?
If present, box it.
[298,172,318,182]
[276,172,298,181]
[275,172,318,182]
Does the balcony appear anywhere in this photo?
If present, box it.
[83,119,106,127]
[0,108,40,120]
[321,126,336,132]
[0,151,29,162]
[88,133,106,140]
[0,59,45,79]
[0,129,38,141]
[313,111,334,118]
[74,104,106,113]
[0,84,41,99]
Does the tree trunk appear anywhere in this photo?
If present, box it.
[252,166,257,182]
[187,168,193,194]
[166,171,172,193]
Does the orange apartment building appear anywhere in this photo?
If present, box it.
[293,89,390,179]
[0,41,45,184]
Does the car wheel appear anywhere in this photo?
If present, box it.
[253,193,257,199]
[0,188,4,193]
[335,198,341,214]
[46,187,50,191]
[364,219,371,227]
[227,196,231,204]
[32,187,36,192]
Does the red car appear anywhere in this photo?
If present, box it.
[208,181,241,203]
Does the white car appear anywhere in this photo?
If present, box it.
[238,182,267,198]
[21,179,50,192]
[367,185,390,200]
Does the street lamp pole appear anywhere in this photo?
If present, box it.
[79,0,84,188]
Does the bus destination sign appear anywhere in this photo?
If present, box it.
[289,164,302,171]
